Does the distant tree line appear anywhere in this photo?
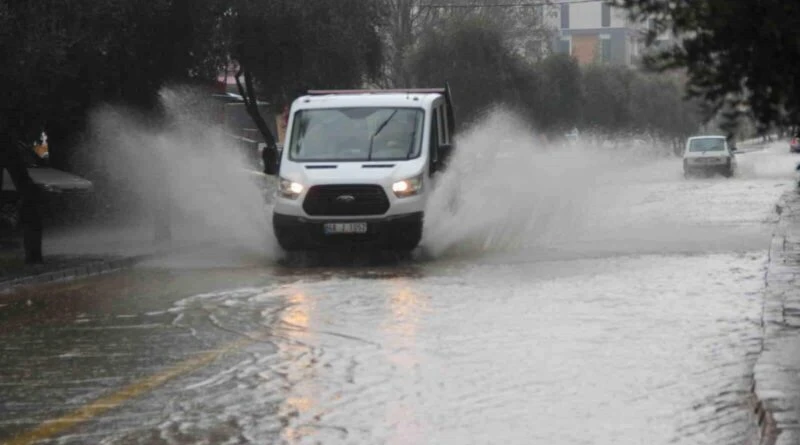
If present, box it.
[0,0,711,176]
[409,16,703,144]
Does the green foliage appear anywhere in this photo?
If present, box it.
[581,65,701,139]
[612,0,800,127]
[629,73,703,139]
[534,54,583,132]
[408,17,700,140]
[0,0,227,169]
[227,0,384,107]
[583,65,633,131]
[382,0,554,88]
[410,17,536,128]
[0,0,707,167]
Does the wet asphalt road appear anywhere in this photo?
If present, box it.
[1,143,799,445]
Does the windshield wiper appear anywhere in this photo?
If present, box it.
[367,110,398,161]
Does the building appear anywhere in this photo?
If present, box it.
[546,0,648,66]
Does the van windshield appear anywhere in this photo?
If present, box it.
[688,138,725,152]
[289,108,424,161]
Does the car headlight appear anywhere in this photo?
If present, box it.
[392,174,423,198]
[279,177,304,199]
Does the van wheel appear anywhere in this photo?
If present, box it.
[389,221,423,252]
[274,227,305,251]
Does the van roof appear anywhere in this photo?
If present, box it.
[294,91,443,110]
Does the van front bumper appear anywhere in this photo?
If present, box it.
[272,212,424,250]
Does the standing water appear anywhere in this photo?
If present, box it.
[64,96,799,444]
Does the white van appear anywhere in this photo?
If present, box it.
[270,87,455,251]
[683,135,737,178]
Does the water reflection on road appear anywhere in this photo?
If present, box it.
[99,251,761,445]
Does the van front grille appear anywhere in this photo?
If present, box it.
[303,185,390,216]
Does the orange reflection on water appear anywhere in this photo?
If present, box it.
[278,290,319,444]
[281,394,317,442]
[282,291,310,331]
[384,281,428,444]
[387,284,426,339]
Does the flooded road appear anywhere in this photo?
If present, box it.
[1,141,798,444]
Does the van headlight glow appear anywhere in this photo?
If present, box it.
[392,174,423,198]
[279,177,304,199]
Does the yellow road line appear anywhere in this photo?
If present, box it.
[5,337,251,445]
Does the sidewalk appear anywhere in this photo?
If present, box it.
[0,225,202,292]
[754,187,800,445]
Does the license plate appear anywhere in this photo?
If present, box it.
[324,222,368,235]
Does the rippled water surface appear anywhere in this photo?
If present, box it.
[116,252,762,445]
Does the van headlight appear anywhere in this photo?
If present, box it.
[279,177,304,199]
[392,174,423,198]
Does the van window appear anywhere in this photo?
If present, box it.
[289,107,424,161]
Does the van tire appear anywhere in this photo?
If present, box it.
[724,167,734,178]
[274,227,305,251]
[389,220,423,252]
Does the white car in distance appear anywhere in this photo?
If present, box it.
[683,135,737,178]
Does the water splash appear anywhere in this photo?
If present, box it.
[420,109,794,259]
[422,109,668,257]
[86,86,279,261]
[82,98,795,264]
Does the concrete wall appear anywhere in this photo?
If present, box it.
[569,2,602,29]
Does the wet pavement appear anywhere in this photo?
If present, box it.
[1,141,799,445]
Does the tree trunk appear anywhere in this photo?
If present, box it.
[235,68,279,175]
[0,133,43,264]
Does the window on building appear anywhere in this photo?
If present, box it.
[559,38,571,55]
[560,3,569,29]
[600,37,611,63]
[601,3,611,27]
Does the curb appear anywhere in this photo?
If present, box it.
[750,381,778,445]
[0,241,217,293]
[751,188,800,445]
[0,253,155,293]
